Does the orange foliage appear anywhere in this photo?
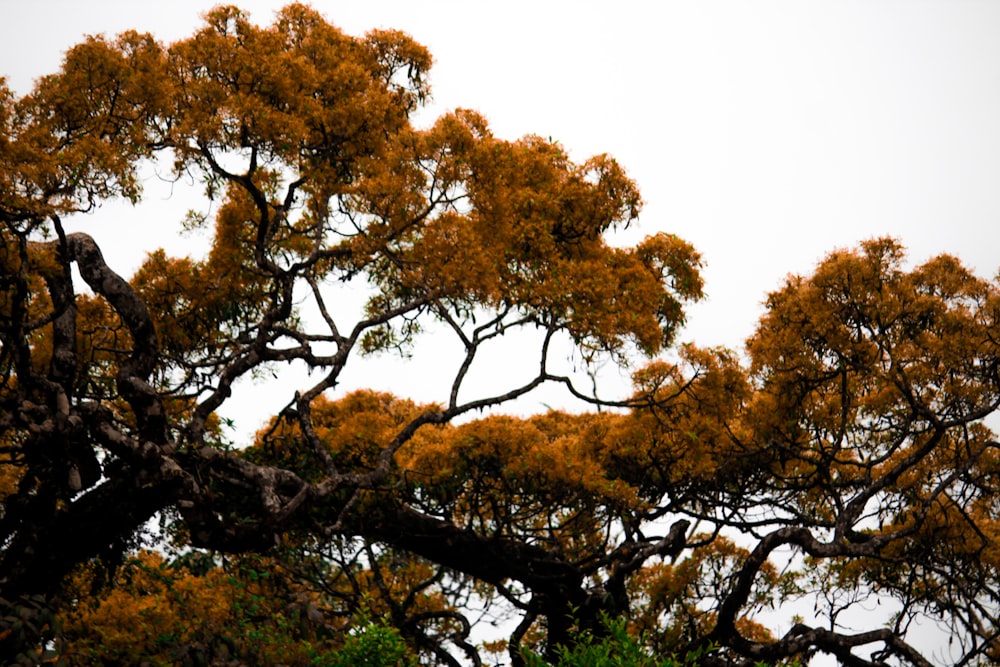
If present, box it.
[59,551,333,666]
[4,2,1000,665]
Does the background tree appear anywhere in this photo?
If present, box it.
[250,240,1000,666]
[2,5,1000,667]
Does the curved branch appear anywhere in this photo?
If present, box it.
[64,232,167,444]
[710,524,936,666]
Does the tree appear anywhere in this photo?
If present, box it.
[2,5,1000,667]
[0,3,700,662]
[245,239,1000,665]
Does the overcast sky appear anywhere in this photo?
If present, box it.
[3,1,1000,421]
[5,0,999,348]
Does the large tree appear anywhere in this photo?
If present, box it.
[0,3,698,661]
[2,5,1000,666]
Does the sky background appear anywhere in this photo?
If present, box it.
[4,1,999,352]
[5,0,1000,421]
[2,3,999,662]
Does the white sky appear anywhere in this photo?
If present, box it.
[4,0,999,351]
[2,3,997,661]
[5,0,1000,437]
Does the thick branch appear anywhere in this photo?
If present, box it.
[64,232,167,444]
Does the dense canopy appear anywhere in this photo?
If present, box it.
[2,5,999,666]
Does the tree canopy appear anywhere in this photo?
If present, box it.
[2,5,1000,666]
